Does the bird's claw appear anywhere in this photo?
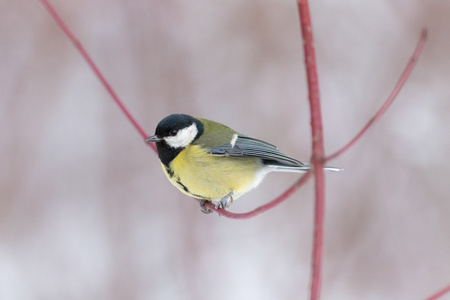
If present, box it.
[199,192,235,213]
[215,191,234,209]
[199,200,213,214]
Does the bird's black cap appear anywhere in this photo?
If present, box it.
[155,114,203,138]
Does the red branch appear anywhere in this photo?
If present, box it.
[297,1,325,299]
[38,0,155,152]
[327,29,428,161]
[425,283,450,300]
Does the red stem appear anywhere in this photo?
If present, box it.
[38,0,156,151]
[425,283,450,300]
[297,1,325,299]
[326,29,427,161]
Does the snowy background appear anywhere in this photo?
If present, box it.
[2,0,450,299]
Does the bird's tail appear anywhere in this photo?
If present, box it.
[271,164,342,173]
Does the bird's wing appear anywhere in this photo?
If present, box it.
[207,134,305,168]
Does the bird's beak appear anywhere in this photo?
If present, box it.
[145,135,162,143]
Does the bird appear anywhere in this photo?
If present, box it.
[146,114,340,213]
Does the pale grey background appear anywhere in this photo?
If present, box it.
[1,0,450,299]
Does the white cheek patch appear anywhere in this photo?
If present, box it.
[164,123,198,148]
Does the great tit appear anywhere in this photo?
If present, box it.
[146,114,340,213]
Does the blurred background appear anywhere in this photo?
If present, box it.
[2,0,450,299]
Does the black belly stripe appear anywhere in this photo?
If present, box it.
[176,178,189,192]
[176,177,207,199]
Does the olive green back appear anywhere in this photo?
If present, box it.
[193,117,237,148]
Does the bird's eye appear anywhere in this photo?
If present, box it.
[169,129,178,136]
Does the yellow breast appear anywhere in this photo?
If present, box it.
[162,145,262,200]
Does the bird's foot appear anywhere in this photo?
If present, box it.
[199,200,213,214]
[215,191,234,209]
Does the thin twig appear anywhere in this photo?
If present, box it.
[297,1,325,299]
[326,29,428,161]
[424,283,450,300]
[39,0,155,151]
